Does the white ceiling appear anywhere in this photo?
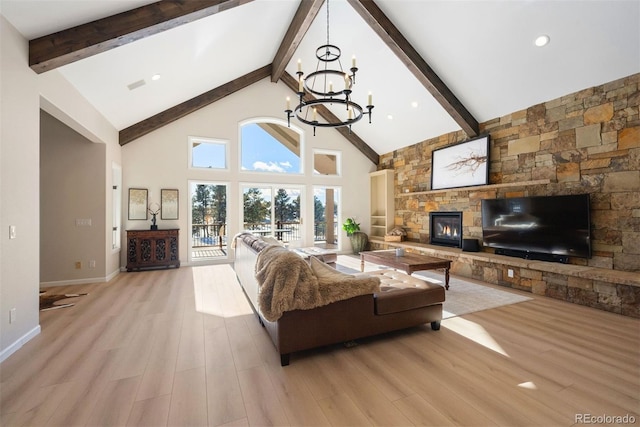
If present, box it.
[2,0,639,156]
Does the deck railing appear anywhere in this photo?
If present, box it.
[191,222,338,247]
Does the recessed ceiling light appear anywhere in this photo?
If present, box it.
[151,74,161,81]
[411,101,418,108]
[534,35,550,47]
[387,115,393,120]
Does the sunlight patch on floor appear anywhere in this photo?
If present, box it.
[518,381,538,390]
[192,264,253,317]
[443,316,510,357]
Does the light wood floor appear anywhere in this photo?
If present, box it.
[1,261,638,426]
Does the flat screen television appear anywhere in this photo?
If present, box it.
[481,194,591,262]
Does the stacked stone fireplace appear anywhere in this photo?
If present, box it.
[429,211,463,248]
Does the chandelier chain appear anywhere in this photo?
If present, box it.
[326,0,330,47]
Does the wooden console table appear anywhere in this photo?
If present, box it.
[360,250,452,290]
[126,229,180,271]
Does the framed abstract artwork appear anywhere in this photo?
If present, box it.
[161,189,179,220]
[431,135,490,190]
[128,188,148,220]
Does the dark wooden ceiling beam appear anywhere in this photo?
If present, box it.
[120,64,271,145]
[29,0,253,74]
[346,0,479,138]
[271,0,324,83]
[281,72,379,165]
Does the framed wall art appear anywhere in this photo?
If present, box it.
[161,189,179,220]
[128,188,148,220]
[431,135,490,190]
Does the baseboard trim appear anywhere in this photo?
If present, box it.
[40,269,120,288]
[0,325,41,363]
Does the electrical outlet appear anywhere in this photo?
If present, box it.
[75,261,82,269]
[508,268,514,278]
[9,225,16,239]
[89,260,96,269]
[9,308,16,324]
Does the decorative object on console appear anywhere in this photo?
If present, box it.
[343,217,368,254]
[429,211,463,248]
[148,202,160,230]
[128,188,148,220]
[431,135,490,190]
[284,0,373,136]
[161,188,179,220]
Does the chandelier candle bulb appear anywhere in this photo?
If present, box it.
[329,81,333,92]
[313,108,317,121]
[286,97,290,110]
[348,107,353,120]
[352,55,356,67]
[297,59,302,72]
[368,92,373,105]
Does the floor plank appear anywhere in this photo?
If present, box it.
[0,262,637,426]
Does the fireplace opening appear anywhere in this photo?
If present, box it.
[429,211,463,248]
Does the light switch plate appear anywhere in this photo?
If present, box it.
[9,226,16,239]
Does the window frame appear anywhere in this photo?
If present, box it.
[188,136,229,171]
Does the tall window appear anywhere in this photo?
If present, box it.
[313,186,340,248]
[240,121,303,174]
[190,181,228,261]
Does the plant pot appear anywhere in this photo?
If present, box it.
[349,231,368,254]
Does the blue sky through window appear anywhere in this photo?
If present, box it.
[192,140,226,169]
[241,123,301,173]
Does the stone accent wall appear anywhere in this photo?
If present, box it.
[379,73,639,273]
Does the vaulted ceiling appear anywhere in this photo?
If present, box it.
[2,0,638,163]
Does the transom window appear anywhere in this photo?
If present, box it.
[190,137,228,169]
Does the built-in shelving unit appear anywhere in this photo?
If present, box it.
[398,179,551,196]
[370,169,394,238]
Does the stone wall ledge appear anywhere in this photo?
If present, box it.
[397,179,551,197]
[369,236,639,288]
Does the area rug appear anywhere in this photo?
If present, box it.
[412,271,532,319]
[39,291,88,311]
[335,262,532,319]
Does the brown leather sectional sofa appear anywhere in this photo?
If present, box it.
[233,233,445,366]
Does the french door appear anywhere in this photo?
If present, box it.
[241,184,303,244]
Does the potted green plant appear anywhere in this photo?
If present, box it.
[342,217,368,254]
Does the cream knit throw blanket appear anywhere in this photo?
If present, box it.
[255,245,379,322]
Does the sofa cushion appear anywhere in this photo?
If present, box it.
[369,269,445,315]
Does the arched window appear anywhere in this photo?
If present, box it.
[240,119,303,174]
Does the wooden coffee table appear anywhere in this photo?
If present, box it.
[360,250,452,290]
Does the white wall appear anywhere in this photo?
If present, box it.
[0,15,41,361]
[0,13,121,360]
[40,112,106,284]
[122,78,377,265]
[39,70,122,283]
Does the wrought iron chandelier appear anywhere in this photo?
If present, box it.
[285,0,374,135]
